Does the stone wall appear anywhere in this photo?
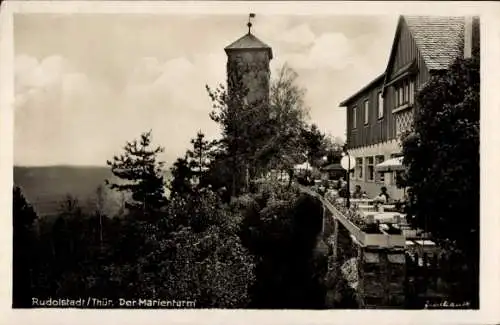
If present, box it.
[357,247,406,308]
[323,213,360,308]
[322,206,406,308]
[226,50,270,105]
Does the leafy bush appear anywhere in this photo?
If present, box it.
[19,186,255,308]
[234,181,326,308]
[400,57,479,307]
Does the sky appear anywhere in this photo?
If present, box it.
[14,13,398,166]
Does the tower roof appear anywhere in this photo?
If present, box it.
[224,33,273,59]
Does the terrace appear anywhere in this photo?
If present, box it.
[299,186,406,248]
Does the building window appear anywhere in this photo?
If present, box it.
[375,155,385,182]
[364,100,369,125]
[356,157,363,180]
[366,157,374,181]
[409,80,415,105]
[398,86,403,106]
[352,106,357,129]
[394,78,415,109]
[394,79,415,108]
[377,92,384,119]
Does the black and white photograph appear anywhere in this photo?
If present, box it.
[2,0,499,322]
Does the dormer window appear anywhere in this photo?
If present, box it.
[394,77,415,111]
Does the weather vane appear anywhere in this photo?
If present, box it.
[247,13,256,34]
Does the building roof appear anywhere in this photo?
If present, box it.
[339,73,385,107]
[225,32,273,59]
[403,16,465,71]
[320,163,344,171]
[342,15,467,106]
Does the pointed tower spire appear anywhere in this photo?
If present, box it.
[247,13,255,34]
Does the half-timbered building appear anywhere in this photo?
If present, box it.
[340,15,480,200]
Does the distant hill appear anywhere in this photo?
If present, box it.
[14,166,172,218]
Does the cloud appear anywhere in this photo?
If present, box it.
[280,23,316,46]
[15,55,69,94]
[13,15,398,166]
[277,32,357,71]
[14,54,122,166]
[120,54,224,155]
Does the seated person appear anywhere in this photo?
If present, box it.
[325,187,338,202]
[373,186,390,204]
[338,186,348,198]
[352,185,363,199]
[318,184,326,196]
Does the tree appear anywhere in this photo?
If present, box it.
[187,131,213,175]
[186,131,218,190]
[322,135,345,165]
[200,140,234,196]
[235,182,327,308]
[400,57,479,307]
[13,186,39,307]
[169,132,217,197]
[207,80,271,195]
[207,64,309,194]
[301,124,326,167]
[258,64,309,173]
[59,194,82,217]
[94,185,106,248]
[169,155,193,197]
[121,189,256,307]
[106,130,166,215]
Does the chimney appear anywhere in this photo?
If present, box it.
[464,16,473,59]
[464,16,480,59]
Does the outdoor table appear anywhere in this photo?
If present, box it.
[357,204,376,212]
[360,211,404,224]
[412,239,440,256]
[402,229,419,238]
[351,198,374,204]
[405,240,415,247]
[415,240,436,247]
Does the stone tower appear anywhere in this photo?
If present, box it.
[224,14,273,107]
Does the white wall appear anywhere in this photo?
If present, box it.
[347,139,405,201]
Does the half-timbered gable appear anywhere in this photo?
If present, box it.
[383,16,465,137]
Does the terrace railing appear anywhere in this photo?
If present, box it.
[298,185,406,249]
